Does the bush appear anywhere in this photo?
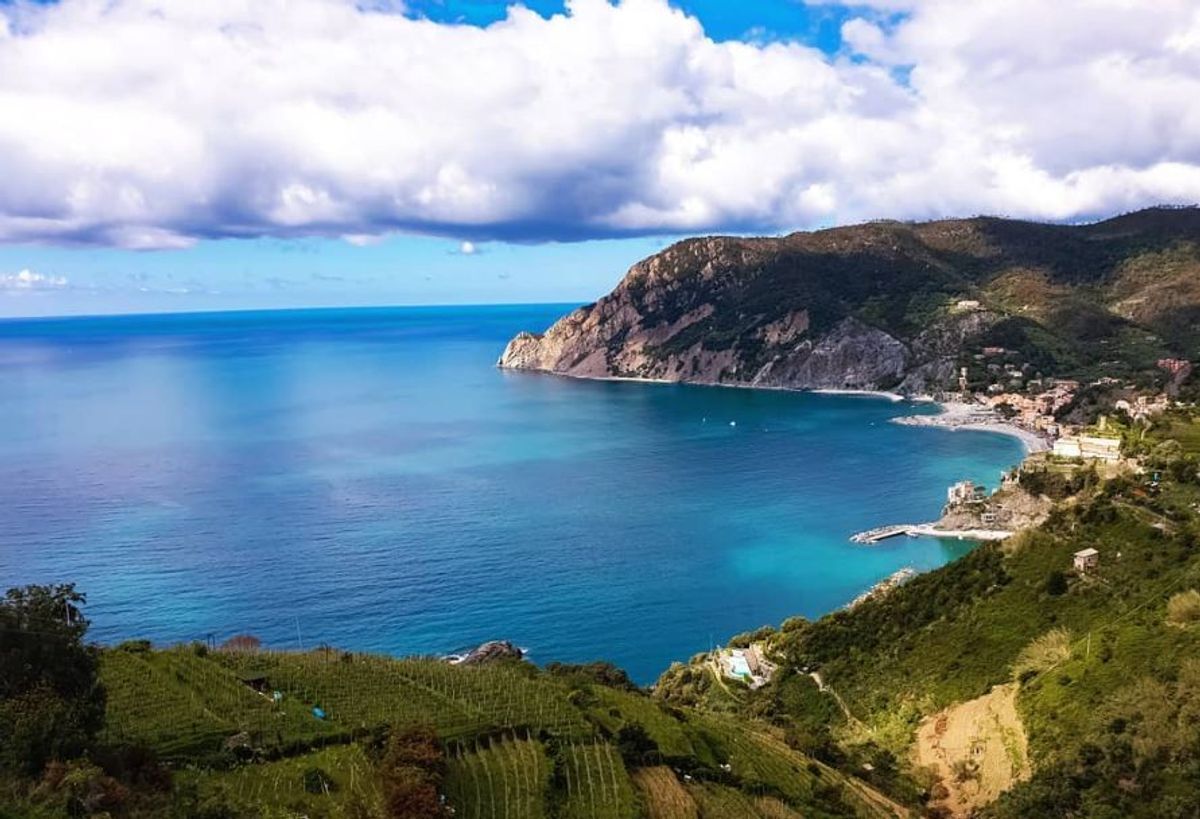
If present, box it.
[1013,628,1073,681]
[220,635,261,653]
[545,661,637,692]
[1043,570,1069,596]
[302,766,337,795]
[379,726,447,818]
[615,723,660,767]
[1166,589,1200,626]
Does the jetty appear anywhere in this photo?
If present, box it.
[851,523,1014,544]
[851,525,916,544]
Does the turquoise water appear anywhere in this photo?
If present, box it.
[0,305,1023,682]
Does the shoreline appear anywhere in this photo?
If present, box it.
[503,366,1047,454]
[847,567,917,609]
[890,400,1050,454]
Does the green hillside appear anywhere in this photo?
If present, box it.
[652,409,1200,817]
[1,626,902,817]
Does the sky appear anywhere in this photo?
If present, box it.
[0,0,1198,317]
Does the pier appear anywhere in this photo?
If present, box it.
[850,524,917,544]
[851,523,1014,544]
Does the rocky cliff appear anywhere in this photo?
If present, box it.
[499,208,1200,394]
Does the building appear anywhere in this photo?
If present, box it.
[1053,435,1121,462]
[719,644,776,689]
[946,480,987,507]
[1073,547,1100,573]
[955,299,982,312]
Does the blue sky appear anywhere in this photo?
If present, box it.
[406,0,854,48]
[0,0,1196,317]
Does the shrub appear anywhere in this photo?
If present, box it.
[302,766,337,795]
[1166,589,1200,626]
[1043,570,1069,596]
[220,635,261,652]
[116,639,152,654]
[379,725,447,818]
[615,723,660,767]
[1013,628,1073,681]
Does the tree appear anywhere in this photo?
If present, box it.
[1043,570,1068,597]
[615,723,660,767]
[379,725,447,819]
[0,584,106,775]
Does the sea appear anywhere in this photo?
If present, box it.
[0,305,1024,683]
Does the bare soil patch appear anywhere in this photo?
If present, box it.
[915,683,1031,817]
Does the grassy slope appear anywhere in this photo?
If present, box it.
[740,412,1200,816]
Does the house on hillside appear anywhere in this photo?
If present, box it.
[1073,547,1100,573]
[719,644,776,689]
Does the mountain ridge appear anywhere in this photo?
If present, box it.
[500,207,1200,394]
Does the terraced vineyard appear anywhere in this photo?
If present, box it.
[558,741,637,819]
[187,744,383,815]
[444,735,551,819]
[91,645,905,818]
[631,766,698,819]
[211,651,593,740]
[584,686,698,759]
[100,647,341,761]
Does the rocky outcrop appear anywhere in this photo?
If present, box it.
[453,640,525,666]
[499,209,1200,394]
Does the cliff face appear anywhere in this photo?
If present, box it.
[499,209,1200,394]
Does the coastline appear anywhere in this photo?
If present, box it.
[890,400,1050,455]
[503,366,1046,454]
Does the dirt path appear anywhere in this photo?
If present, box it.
[914,683,1031,818]
[809,672,866,731]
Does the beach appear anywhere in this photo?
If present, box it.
[891,400,1050,454]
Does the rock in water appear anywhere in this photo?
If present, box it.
[457,640,524,665]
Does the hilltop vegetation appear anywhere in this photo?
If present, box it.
[500,207,1200,395]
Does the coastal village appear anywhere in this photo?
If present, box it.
[717,353,1197,690]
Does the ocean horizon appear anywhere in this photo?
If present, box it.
[0,304,1024,683]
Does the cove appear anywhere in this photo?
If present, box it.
[0,305,1024,683]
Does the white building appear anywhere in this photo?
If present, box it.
[1053,435,1121,462]
[1073,547,1100,573]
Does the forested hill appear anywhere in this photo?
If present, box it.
[500,207,1200,394]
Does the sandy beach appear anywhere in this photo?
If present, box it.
[891,401,1050,454]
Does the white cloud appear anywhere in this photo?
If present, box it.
[0,269,68,290]
[0,0,1196,250]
